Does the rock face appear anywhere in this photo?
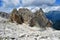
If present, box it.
[18,8,33,24]
[10,8,24,24]
[29,17,36,27]
[0,12,9,19]
[29,8,52,27]
[9,8,52,27]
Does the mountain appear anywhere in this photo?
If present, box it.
[0,12,10,19]
[29,8,52,27]
[46,11,60,22]
[18,8,33,24]
[0,16,60,40]
[46,11,60,30]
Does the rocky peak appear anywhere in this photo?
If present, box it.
[9,8,52,27]
[35,8,44,17]
[18,8,33,24]
[0,12,9,19]
[9,8,24,24]
[11,8,18,14]
[31,8,52,27]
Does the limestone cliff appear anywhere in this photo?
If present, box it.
[29,8,52,27]
[18,8,33,24]
[9,8,24,24]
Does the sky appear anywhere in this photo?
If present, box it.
[55,0,60,5]
[0,0,60,13]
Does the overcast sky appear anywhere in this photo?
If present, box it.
[0,0,60,13]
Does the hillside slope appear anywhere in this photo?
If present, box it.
[0,17,60,40]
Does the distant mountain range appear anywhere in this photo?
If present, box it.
[0,10,60,30]
[46,11,60,30]
[0,12,10,19]
[0,10,60,22]
[46,11,60,22]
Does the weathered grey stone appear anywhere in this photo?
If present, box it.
[29,8,52,27]
[18,8,33,24]
[29,17,36,27]
[0,12,9,19]
[9,8,24,24]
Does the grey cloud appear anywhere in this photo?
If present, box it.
[22,0,56,6]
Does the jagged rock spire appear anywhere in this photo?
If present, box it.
[9,8,24,24]
[11,8,18,14]
[18,8,33,24]
[30,8,52,27]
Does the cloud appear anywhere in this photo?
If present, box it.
[3,0,20,6]
[22,0,56,6]
[0,0,58,13]
[0,0,21,13]
[17,6,60,13]
[43,6,60,12]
